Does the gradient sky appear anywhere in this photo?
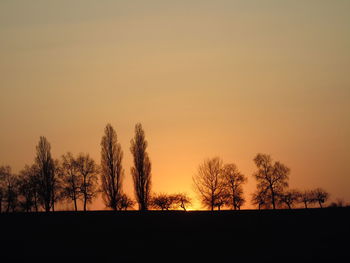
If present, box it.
[1,0,349,210]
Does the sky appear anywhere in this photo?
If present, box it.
[0,0,349,210]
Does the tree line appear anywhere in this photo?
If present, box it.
[192,154,333,211]
[0,123,343,213]
[0,123,150,212]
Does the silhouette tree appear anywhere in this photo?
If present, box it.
[76,153,99,211]
[151,193,174,210]
[193,157,225,211]
[130,123,152,211]
[61,152,82,211]
[50,159,63,212]
[101,124,124,211]
[214,192,230,211]
[253,153,290,209]
[313,188,329,208]
[150,193,192,211]
[299,190,315,209]
[173,193,192,211]
[35,136,55,212]
[222,163,247,210]
[235,195,245,210]
[17,165,40,212]
[279,189,300,209]
[251,188,270,210]
[117,193,135,210]
[0,166,18,212]
[0,166,11,213]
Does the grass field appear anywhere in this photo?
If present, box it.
[1,208,349,262]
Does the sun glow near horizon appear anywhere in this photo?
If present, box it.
[1,0,350,210]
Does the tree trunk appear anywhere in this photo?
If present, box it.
[74,197,77,211]
[304,202,308,209]
[181,201,186,211]
[34,197,38,212]
[319,201,323,208]
[45,194,51,212]
[83,190,88,211]
[83,175,88,212]
[271,188,276,209]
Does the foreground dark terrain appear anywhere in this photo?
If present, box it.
[1,208,349,262]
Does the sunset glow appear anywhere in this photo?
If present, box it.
[1,1,349,210]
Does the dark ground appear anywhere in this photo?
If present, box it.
[0,208,349,262]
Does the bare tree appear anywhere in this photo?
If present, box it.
[101,124,124,211]
[151,193,174,210]
[118,193,135,210]
[35,136,55,212]
[299,190,314,209]
[251,188,270,210]
[235,195,245,210]
[17,165,40,212]
[0,166,11,213]
[173,193,192,211]
[279,189,300,209]
[0,166,18,212]
[222,163,247,210]
[214,192,229,211]
[193,157,225,211]
[76,153,99,211]
[313,188,329,208]
[130,123,152,211]
[61,152,81,211]
[253,153,290,209]
[51,159,63,212]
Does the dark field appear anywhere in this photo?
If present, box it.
[1,208,349,262]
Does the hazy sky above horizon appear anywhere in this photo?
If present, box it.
[1,0,349,209]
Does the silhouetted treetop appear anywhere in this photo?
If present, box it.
[35,136,56,212]
[253,153,290,209]
[130,123,152,211]
[222,163,247,210]
[101,124,124,211]
[193,157,226,211]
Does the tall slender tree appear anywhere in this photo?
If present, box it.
[100,124,124,210]
[51,159,63,212]
[130,123,152,211]
[35,136,55,212]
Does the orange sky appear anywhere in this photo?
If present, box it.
[0,1,349,210]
